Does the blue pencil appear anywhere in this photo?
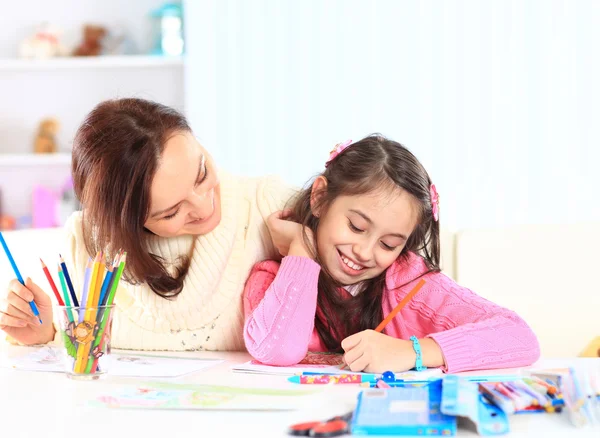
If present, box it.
[0,231,42,323]
[97,269,113,305]
[59,254,79,307]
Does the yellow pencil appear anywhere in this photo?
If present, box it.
[93,257,106,306]
[74,252,102,372]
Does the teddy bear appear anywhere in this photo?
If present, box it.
[73,25,107,56]
[34,118,60,154]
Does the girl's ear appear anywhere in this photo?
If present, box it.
[310,176,328,217]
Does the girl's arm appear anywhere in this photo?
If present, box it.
[243,255,321,366]
[388,266,540,373]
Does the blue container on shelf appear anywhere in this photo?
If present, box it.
[150,2,184,56]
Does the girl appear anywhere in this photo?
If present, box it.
[243,135,540,373]
[1,98,296,351]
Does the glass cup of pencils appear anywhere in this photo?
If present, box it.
[56,304,116,380]
[43,251,126,380]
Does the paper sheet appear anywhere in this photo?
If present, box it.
[232,351,443,380]
[90,382,320,411]
[3,347,224,378]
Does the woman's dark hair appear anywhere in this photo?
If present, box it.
[289,134,440,351]
[72,98,192,298]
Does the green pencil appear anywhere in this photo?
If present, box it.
[84,253,126,374]
[58,266,75,323]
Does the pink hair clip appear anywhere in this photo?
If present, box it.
[325,140,353,167]
[430,184,440,221]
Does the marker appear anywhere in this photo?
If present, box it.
[513,380,550,408]
[288,374,378,384]
[462,375,522,383]
[480,383,516,414]
[301,371,378,378]
[526,376,558,395]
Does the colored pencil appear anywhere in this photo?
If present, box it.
[0,231,42,323]
[86,253,126,373]
[100,251,121,306]
[75,252,101,373]
[100,252,121,305]
[85,253,101,312]
[97,266,113,311]
[58,265,74,323]
[59,255,79,307]
[337,279,427,371]
[94,261,113,325]
[374,278,426,332]
[40,258,64,306]
[78,258,93,323]
[58,266,70,305]
[93,257,106,307]
[105,253,126,307]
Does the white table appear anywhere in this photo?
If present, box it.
[0,345,598,438]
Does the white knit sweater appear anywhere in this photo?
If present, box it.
[61,171,296,351]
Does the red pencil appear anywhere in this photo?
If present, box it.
[40,258,64,306]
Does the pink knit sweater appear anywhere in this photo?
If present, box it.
[243,253,540,373]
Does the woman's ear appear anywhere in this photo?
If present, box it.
[310,176,328,217]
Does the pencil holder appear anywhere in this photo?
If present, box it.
[55,304,115,380]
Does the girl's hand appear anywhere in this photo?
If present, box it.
[341,330,445,373]
[0,278,55,345]
[266,210,314,257]
[341,330,415,373]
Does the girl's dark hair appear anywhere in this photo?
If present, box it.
[289,134,440,351]
[72,98,192,298]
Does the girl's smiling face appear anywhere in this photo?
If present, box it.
[313,178,420,285]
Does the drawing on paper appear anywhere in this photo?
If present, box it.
[92,383,317,410]
[249,351,343,368]
[298,352,344,366]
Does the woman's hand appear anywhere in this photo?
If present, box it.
[266,210,314,258]
[0,278,55,345]
[341,330,444,373]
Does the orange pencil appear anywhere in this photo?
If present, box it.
[374,278,426,332]
[40,258,64,306]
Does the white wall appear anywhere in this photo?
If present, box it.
[185,0,599,230]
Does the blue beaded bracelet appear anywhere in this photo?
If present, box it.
[410,335,425,371]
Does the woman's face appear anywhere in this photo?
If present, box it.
[144,132,222,237]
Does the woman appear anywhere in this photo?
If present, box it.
[0,98,296,351]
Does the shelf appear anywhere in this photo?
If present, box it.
[0,55,185,71]
[0,153,71,166]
